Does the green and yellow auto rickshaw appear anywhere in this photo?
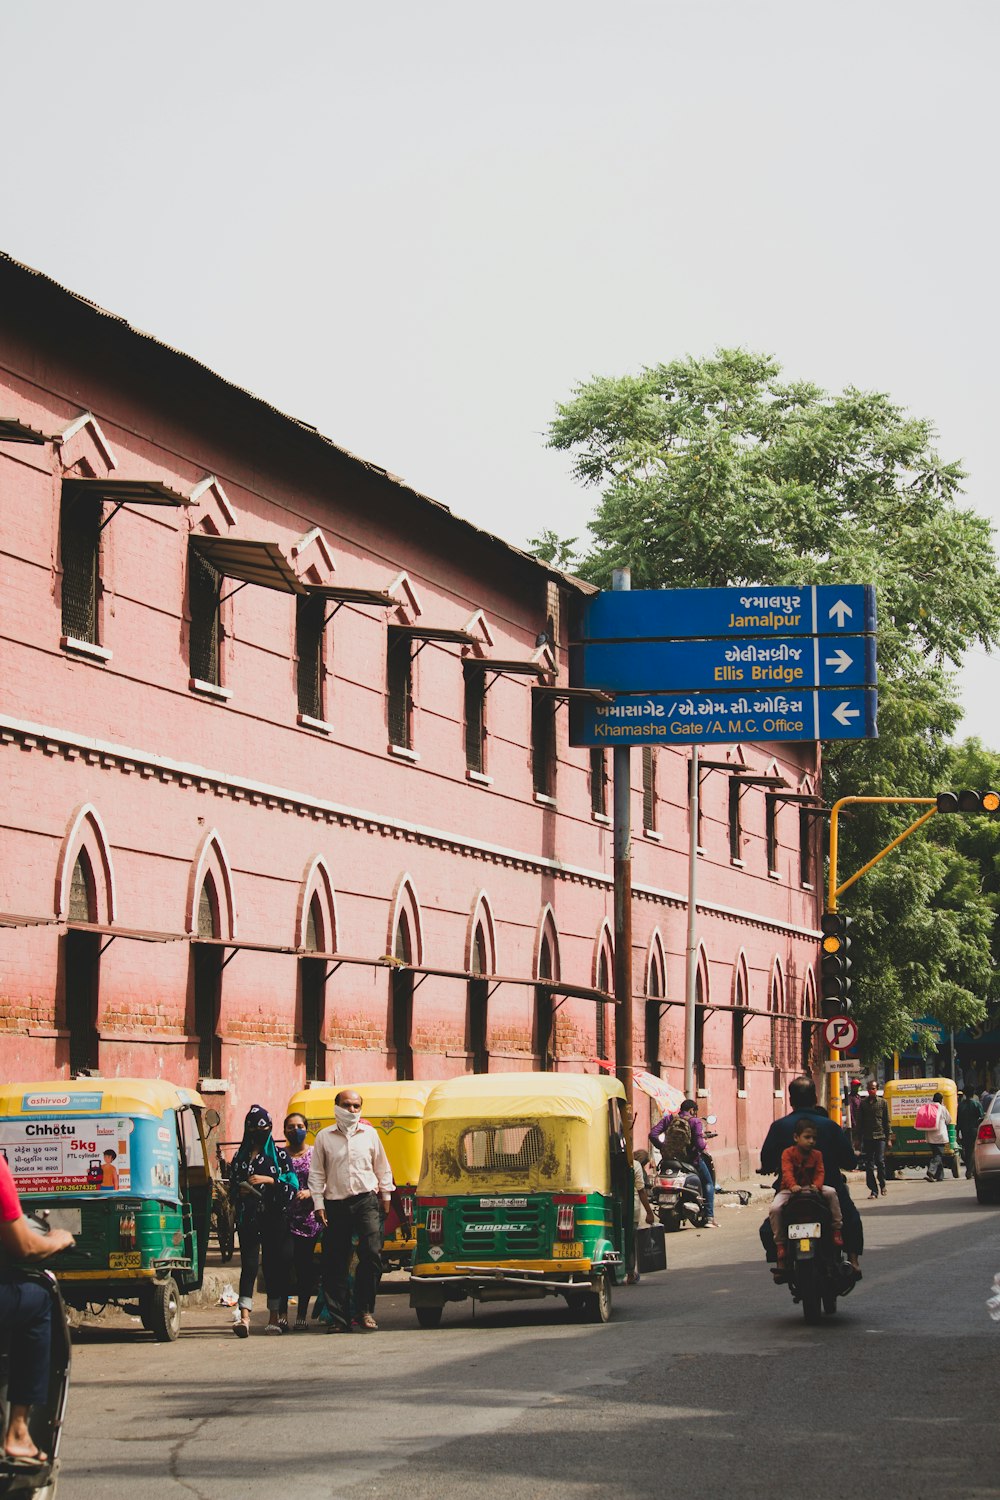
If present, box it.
[0,1078,217,1340]
[409,1071,633,1327]
[287,1080,436,1268]
[883,1077,961,1178]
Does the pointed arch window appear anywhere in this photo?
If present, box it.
[194,876,223,1077]
[770,972,783,1092]
[69,851,96,923]
[732,967,748,1092]
[65,849,100,1073]
[645,952,664,1077]
[694,967,707,1094]
[536,935,555,1071]
[392,912,414,1080]
[301,894,327,1081]
[468,923,489,1073]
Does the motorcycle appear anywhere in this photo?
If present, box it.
[768,1187,857,1324]
[0,1213,72,1499]
[651,1118,752,1231]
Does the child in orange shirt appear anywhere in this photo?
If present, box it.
[768,1120,843,1271]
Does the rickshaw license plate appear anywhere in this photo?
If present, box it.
[553,1241,583,1258]
[788,1222,821,1239]
[108,1252,141,1268]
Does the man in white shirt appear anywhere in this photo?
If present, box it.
[308,1089,394,1332]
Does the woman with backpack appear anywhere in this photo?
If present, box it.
[649,1099,718,1227]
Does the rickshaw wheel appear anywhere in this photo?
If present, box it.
[150,1275,181,1342]
[415,1304,443,1329]
[138,1292,154,1331]
[584,1273,612,1324]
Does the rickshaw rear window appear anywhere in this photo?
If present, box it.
[458,1124,544,1172]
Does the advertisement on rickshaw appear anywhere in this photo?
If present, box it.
[0,1092,178,1198]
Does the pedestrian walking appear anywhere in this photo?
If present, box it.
[628,1148,655,1284]
[308,1089,394,1333]
[845,1078,864,1157]
[956,1090,984,1180]
[919,1092,954,1182]
[229,1105,298,1337]
[282,1112,323,1329]
[857,1081,892,1198]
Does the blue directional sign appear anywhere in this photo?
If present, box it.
[574,584,877,643]
[571,634,876,694]
[568,689,878,747]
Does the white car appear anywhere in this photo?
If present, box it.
[973,1094,1000,1204]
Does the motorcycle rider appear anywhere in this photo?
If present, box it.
[650,1098,718,1228]
[760,1075,862,1276]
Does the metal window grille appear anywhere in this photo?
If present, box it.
[732,1002,747,1092]
[304,899,320,953]
[799,808,814,884]
[590,749,607,815]
[642,747,657,831]
[189,547,221,685]
[60,492,101,642]
[197,881,218,940]
[531,696,555,796]
[296,595,325,719]
[464,670,485,772]
[459,1123,545,1172]
[766,796,778,872]
[387,632,412,748]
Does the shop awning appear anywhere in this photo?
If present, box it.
[189,536,305,595]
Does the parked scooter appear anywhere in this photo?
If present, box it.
[768,1187,857,1324]
[0,1213,72,1499]
[651,1117,751,1231]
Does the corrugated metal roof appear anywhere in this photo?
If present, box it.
[189,535,305,594]
[0,251,594,596]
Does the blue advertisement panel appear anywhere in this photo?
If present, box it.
[0,1113,179,1199]
[571,633,876,693]
[574,584,877,643]
[568,689,878,746]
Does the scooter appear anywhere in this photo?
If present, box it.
[0,1214,72,1499]
[767,1188,857,1325]
[651,1119,752,1231]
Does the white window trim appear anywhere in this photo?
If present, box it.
[61,636,111,664]
[189,679,232,702]
[297,713,333,735]
[389,743,420,763]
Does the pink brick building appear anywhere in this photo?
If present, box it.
[0,254,823,1174]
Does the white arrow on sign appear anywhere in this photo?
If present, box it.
[824,648,853,674]
[832,701,861,726]
[828,599,853,627]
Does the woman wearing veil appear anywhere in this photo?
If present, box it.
[228,1105,298,1336]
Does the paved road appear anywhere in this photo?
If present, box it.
[59,1173,999,1500]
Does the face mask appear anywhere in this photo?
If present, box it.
[286,1127,307,1148]
[252,1129,270,1147]
[334,1105,360,1134]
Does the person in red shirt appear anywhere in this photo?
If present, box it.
[0,1153,75,1465]
[767,1120,844,1274]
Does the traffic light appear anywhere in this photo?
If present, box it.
[819,911,852,1018]
[935,789,1000,814]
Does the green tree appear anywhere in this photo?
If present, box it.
[547,349,1000,1058]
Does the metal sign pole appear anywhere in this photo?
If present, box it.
[611,568,634,1128]
[684,744,699,1099]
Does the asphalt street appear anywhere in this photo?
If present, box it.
[58,1172,1000,1500]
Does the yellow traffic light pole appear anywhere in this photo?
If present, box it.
[824,796,938,1124]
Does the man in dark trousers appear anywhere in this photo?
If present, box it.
[957,1089,984,1179]
[760,1075,862,1275]
[857,1080,892,1198]
[308,1089,394,1332]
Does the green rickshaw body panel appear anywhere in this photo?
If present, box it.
[0,1080,213,1299]
[413,1187,619,1274]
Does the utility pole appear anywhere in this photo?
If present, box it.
[683,745,699,1099]
[612,568,634,1127]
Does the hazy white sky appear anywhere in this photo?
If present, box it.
[3,2,997,742]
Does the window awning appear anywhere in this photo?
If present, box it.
[189,536,305,595]
[0,418,49,444]
[464,659,551,685]
[63,478,190,507]
[392,625,475,646]
[532,686,614,704]
[304,585,396,608]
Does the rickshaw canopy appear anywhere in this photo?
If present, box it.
[287,1080,438,1188]
[419,1071,626,1196]
[0,1078,207,1120]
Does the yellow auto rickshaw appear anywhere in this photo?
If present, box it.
[286,1080,437,1268]
[0,1078,218,1340]
[409,1071,633,1327]
[883,1077,960,1178]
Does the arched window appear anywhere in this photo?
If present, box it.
[194,875,222,1077]
[301,894,327,1081]
[770,968,784,1093]
[732,961,748,1093]
[65,850,99,1073]
[392,912,414,1080]
[69,851,96,923]
[468,923,489,1073]
[536,934,555,1071]
[595,944,612,1074]
[644,940,665,1077]
[694,964,707,1094]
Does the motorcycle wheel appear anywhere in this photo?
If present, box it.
[796,1261,823,1325]
[822,1290,839,1316]
[659,1209,683,1233]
